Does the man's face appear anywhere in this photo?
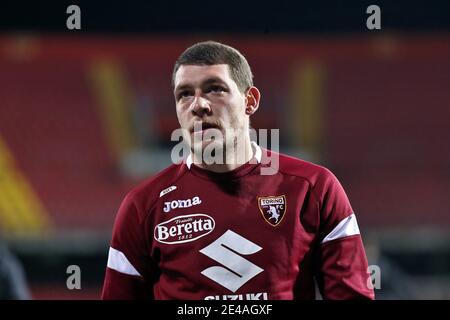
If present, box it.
[174,64,249,154]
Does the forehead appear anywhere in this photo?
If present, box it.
[174,64,234,89]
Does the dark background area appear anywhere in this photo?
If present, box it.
[1,0,450,34]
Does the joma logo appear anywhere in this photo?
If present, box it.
[164,196,202,213]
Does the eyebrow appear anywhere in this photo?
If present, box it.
[174,77,227,93]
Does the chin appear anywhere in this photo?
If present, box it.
[191,139,226,160]
[196,139,224,150]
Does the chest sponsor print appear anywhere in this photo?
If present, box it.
[154,213,215,244]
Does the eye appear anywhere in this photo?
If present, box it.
[207,85,226,93]
[177,90,193,101]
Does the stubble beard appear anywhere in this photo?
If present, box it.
[190,127,251,166]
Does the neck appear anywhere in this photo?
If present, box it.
[192,137,254,173]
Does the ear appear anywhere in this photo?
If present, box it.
[245,86,261,115]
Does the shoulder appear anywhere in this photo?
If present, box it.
[266,150,353,223]
[264,149,337,188]
[122,162,188,216]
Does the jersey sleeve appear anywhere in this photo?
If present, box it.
[313,170,374,300]
[101,192,156,300]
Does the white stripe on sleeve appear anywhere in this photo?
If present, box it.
[321,213,360,244]
[107,247,141,276]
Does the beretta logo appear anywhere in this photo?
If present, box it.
[154,214,215,244]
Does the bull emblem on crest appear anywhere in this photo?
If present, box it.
[257,195,286,227]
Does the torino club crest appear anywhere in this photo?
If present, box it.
[257,195,286,227]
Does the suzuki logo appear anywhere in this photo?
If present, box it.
[199,230,263,292]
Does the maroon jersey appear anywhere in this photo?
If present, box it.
[102,144,374,300]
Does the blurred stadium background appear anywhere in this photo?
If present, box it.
[0,1,449,299]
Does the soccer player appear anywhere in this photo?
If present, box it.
[101,41,374,300]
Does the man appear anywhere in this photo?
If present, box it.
[101,41,374,300]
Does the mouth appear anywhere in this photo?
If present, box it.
[189,122,221,134]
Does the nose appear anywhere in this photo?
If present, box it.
[190,94,211,117]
